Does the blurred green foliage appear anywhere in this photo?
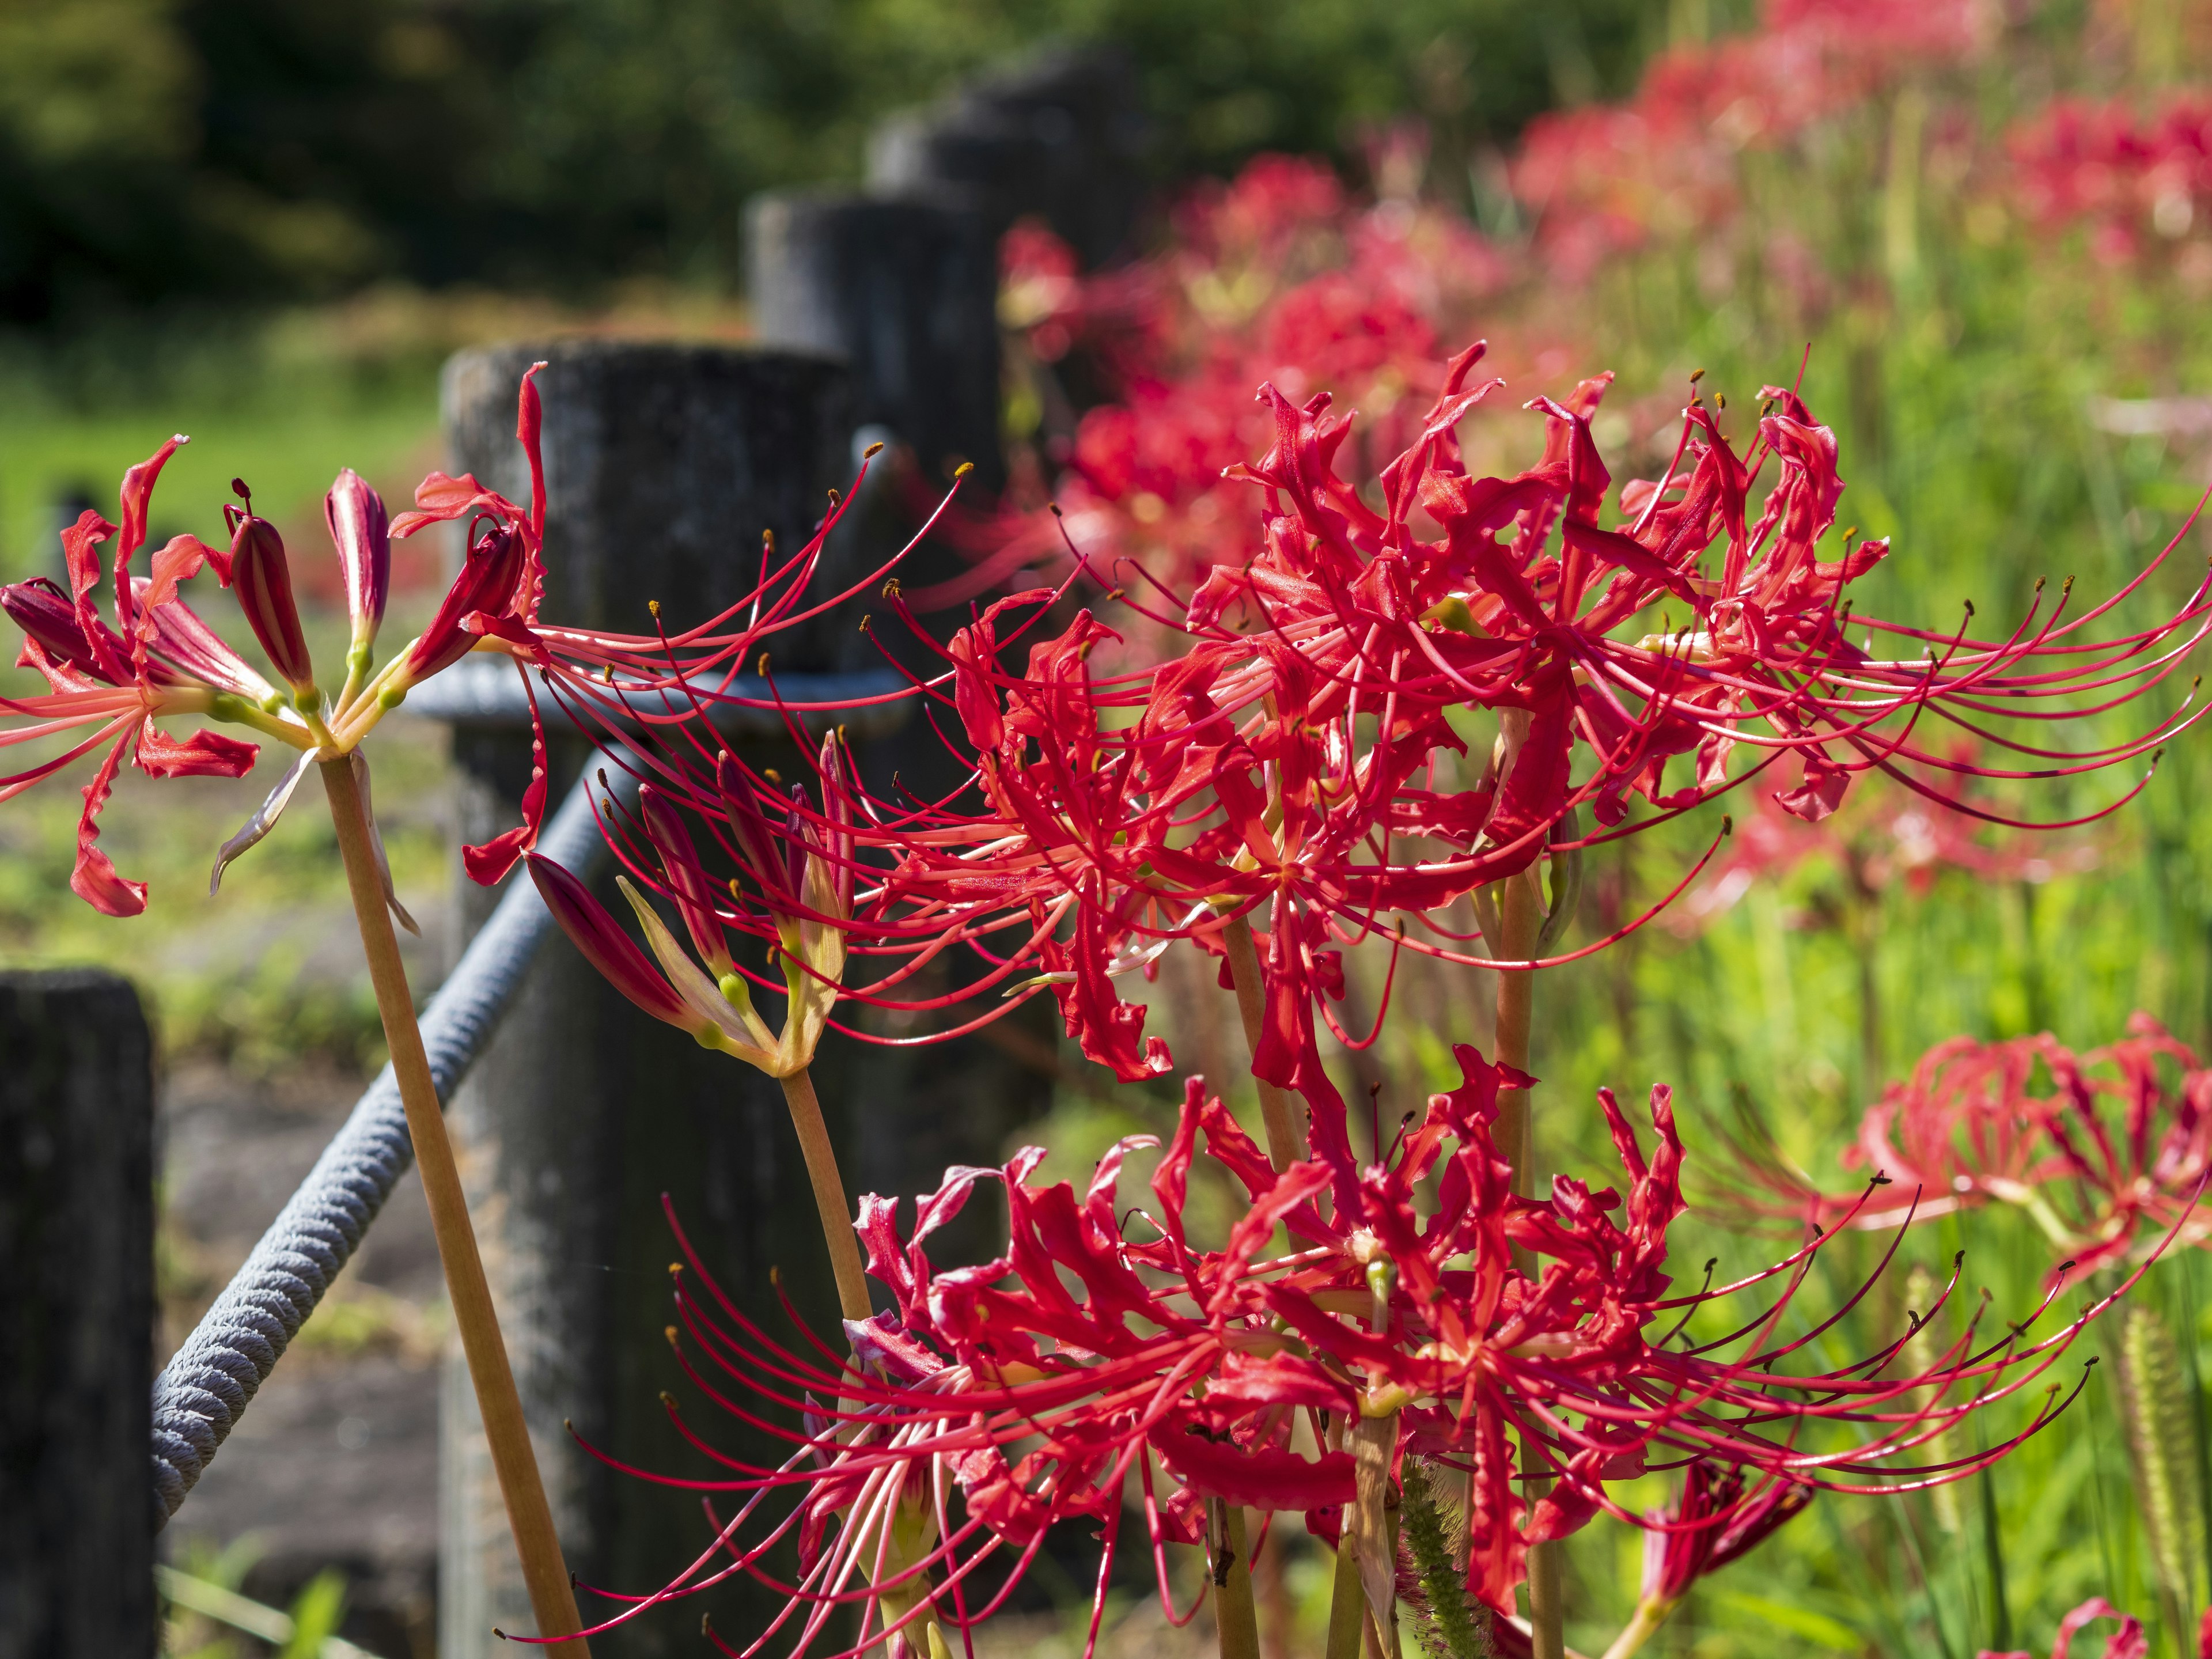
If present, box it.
[0,0,1658,324]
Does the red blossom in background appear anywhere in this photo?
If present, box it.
[1513,0,1990,281]
[1978,1597,2150,1659]
[2009,92,2212,264]
[551,1048,2112,1653]
[1669,759,2103,933]
[954,155,1512,610]
[1740,1014,2212,1275]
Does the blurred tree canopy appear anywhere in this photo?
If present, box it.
[0,0,1653,325]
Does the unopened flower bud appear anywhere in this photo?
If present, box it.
[405,521,525,680]
[325,468,390,650]
[228,509,315,694]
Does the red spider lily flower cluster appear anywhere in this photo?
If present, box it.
[0,435,304,915]
[2008,92,2212,267]
[524,728,862,1077]
[0,366,926,913]
[1979,1598,2150,1659]
[1668,761,2103,934]
[575,347,2212,1208]
[1511,0,1989,283]
[549,1048,2112,1654]
[952,155,1510,610]
[1620,1461,1812,1640]
[1744,1014,2212,1275]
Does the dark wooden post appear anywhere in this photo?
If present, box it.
[865,45,1146,268]
[747,178,1062,1273]
[746,191,1005,491]
[433,340,870,1658]
[0,969,156,1659]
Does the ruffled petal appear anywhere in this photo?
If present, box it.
[70,728,147,916]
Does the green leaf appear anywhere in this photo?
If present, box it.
[1712,1590,1865,1651]
[278,1569,346,1659]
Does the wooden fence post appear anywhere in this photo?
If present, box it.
[746,191,1005,491]
[432,340,872,1659]
[0,969,156,1659]
[747,183,1063,1271]
[866,45,1146,268]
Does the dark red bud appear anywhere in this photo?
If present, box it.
[639,785,732,974]
[0,577,136,685]
[230,514,314,691]
[714,750,796,906]
[325,468,390,645]
[406,521,525,680]
[527,853,693,1029]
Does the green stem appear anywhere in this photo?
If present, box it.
[1210,1499,1263,1659]
[1326,1519,1368,1659]
[1222,912,1306,1172]
[779,1066,873,1325]
[1494,868,1565,1659]
[1597,1598,1670,1659]
[320,757,589,1655]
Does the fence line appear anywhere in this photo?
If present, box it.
[148,668,899,1529]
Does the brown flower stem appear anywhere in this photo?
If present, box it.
[1222,912,1305,1172]
[779,1066,874,1325]
[1209,1499,1263,1659]
[1324,1411,1366,1659]
[319,756,589,1657]
[1351,1412,1403,1659]
[1493,868,1564,1659]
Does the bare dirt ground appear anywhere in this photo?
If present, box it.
[158,1052,446,1657]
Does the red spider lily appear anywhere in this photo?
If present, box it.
[1599,1461,1812,1657]
[0,359,951,912]
[534,1046,2116,1655]
[950,156,1510,613]
[1738,1014,2212,1277]
[2010,92,2212,266]
[608,348,2212,1211]
[1979,1598,2149,1659]
[0,434,276,914]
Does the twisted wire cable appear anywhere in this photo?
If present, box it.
[147,762,633,1528]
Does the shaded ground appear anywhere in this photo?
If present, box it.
[160,1056,448,1659]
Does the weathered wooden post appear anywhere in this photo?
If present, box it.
[866,45,1146,267]
[425,340,874,1658]
[748,175,1066,1262]
[0,969,156,1659]
[747,191,1005,491]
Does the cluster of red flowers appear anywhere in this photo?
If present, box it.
[554,341,2212,1238]
[1511,0,1989,282]
[12,334,2210,1650]
[1751,1013,2212,1276]
[2009,92,2212,265]
[563,1052,2112,1656]
[507,338,2212,1648]
[0,369,924,916]
[961,155,1511,608]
